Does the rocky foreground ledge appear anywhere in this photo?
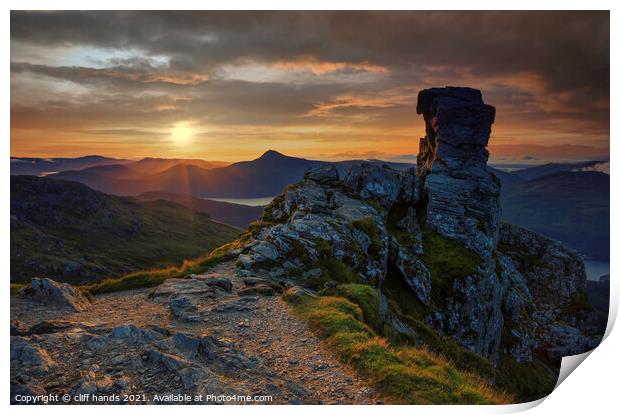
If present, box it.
[11,262,378,404]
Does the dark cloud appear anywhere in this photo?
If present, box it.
[9,11,609,159]
[11,11,608,92]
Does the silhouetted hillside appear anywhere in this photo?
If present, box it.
[501,171,609,259]
[136,191,263,228]
[48,150,415,198]
[10,155,131,176]
[11,176,240,284]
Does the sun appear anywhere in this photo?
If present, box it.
[170,122,194,145]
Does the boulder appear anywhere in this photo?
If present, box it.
[344,162,415,210]
[110,324,162,344]
[149,278,213,298]
[202,276,233,292]
[19,278,90,311]
[304,165,339,183]
[282,286,317,304]
[238,285,275,296]
[10,336,55,375]
[170,296,201,322]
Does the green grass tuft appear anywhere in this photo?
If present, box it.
[81,246,232,296]
[300,239,361,289]
[286,293,511,404]
[422,228,481,304]
[322,283,382,329]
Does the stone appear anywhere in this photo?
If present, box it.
[243,276,271,286]
[203,277,233,292]
[213,302,252,313]
[282,286,317,304]
[26,320,75,335]
[388,238,431,305]
[250,241,281,262]
[238,285,275,296]
[304,165,339,183]
[302,268,322,279]
[398,168,419,205]
[10,336,55,375]
[237,254,254,269]
[19,278,90,311]
[344,162,407,210]
[71,372,116,395]
[499,223,587,312]
[149,278,213,298]
[543,324,600,362]
[170,296,201,322]
[110,324,161,344]
[225,86,600,371]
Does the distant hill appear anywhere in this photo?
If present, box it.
[512,160,608,181]
[136,191,263,228]
[11,176,240,284]
[48,150,415,198]
[11,156,229,177]
[123,157,230,175]
[15,153,609,260]
[10,155,132,176]
[500,171,609,259]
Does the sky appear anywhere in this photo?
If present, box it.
[10,11,610,163]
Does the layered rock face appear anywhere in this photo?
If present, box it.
[232,87,601,369]
[416,87,501,259]
[237,163,417,285]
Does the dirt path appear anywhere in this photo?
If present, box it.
[10,261,379,404]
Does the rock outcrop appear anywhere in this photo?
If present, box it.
[230,87,601,369]
[416,87,501,259]
[19,278,90,311]
[238,164,405,284]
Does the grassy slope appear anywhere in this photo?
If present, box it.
[285,291,510,404]
[80,241,241,295]
[11,176,240,284]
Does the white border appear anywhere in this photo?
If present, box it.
[3,3,616,414]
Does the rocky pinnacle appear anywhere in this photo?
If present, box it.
[416,87,501,259]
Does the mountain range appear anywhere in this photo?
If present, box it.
[10,151,609,260]
[10,155,229,177]
[41,150,413,198]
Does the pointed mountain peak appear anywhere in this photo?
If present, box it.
[258,149,286,160]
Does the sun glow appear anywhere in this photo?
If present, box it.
[170,122,194,145]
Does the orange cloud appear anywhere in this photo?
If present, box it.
[305,86,417,117]
[74,67,209,85]
[272,56,389,75]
